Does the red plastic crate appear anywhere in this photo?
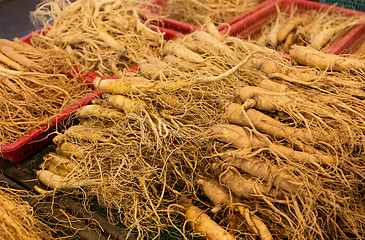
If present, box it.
[0,25,183,163]
[219,0,365,54]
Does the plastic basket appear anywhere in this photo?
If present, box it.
[219,0,365,54]
[320,0,365,12]
[0,25,183,163]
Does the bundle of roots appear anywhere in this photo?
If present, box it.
[200,53,365,239]
[35,27,270,238]
[257,4,365,52]
[36,23,365,239]
[0,186,54,240]
[0,38,92,145]
[30,0,167,77]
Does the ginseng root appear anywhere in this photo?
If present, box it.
[212,124,335,166]
[289,45,365,72]
[37,169,99,190]
[183,201,236,240]
[225,102,331,144]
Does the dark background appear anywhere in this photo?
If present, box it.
[0,0,42,40]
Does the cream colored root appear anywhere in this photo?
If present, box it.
[290,45,365,72]
[197,53,254,84]
[41,153,77,175]
[225,103,332,144]
[57,141,87,159]
[0,45,36,69]
[198,178,273,239]
[62,125,104,142]
[197,178,231,214]
[205,19,223,41]
[211,124,267,150]
[0,65,22,77]
[184,205,236,240]
[277,16,306,43]
[78,104,124,120]
[220,152,300,194]
[105,94,146,113]
[37,169,98,190]
[212,124,335,166]
[0,51,24,71]
[266,19,280,47]
[138,57,170,79]
[93,76,156,95]
[95,54,253,96]
[97,30,128,55]
[258,79,289,92]
[133,10,162,43]
[282,32,296,53]
[236,206,273,240]
[189,30,233,55]
[269,143,335,166]
[161,40,206,63]
[236,86,294,112]
[0,38,36,52]
[0,77,21,94]
[213,164,268,199]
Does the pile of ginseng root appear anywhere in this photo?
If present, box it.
[256,5,365,53]
[0,38,92,145]
[0,186,55,240]
[34,18,365,240]
[30,0,168,77]
[35,24,266,238]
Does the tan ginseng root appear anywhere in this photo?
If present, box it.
[197,178,273,240]
[211,123,335,167]
[30,0,166,76]
[0,186,55,240]
[235,83,365,155]
[93,51,256,96]
[251,56,365,101]
[170,196,237,240]
[209,121,365,239]
[217,151,301,195]
[225,102,331,153]
[207,54,365,238]
[290,45,365,72]
[260,5,309,51]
